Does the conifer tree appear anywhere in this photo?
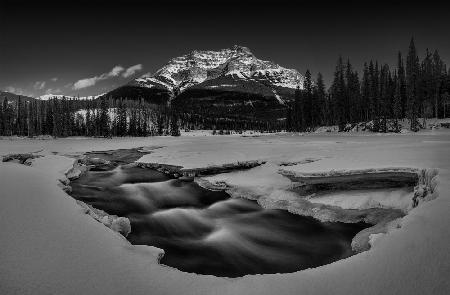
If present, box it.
[313,72,326,127]
[406,38,420,131]
[303,70,313,129]
[432,50,444,118]
[98,97,110,137]
[397,52,407,117]
[393,71,402,131]
[117,98,127,136]
[330,56,346,130]
[361,63,370,121]
[293,86,302,131]
[170,111,180,136]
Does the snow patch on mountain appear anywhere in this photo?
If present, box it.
[132,45,304,96]
[272,89,285,104]
[38,93,104,100]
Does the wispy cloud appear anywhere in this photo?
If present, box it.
[72,65,125,90]
[51,77,58,82]
[122,64,143,78]
[33,81,46,90]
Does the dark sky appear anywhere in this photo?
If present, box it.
[1,0,450,97]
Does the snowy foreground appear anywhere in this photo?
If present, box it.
[1,131,450,295]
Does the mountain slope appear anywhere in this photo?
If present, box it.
[103,45,305,121]
[0,91,36,103]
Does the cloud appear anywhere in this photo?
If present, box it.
[51,77,58,82]
[72,77,99,90]
[122,64,143,78]
[110,66,124,77]
[72,65,125,90]
[33,81,46,90]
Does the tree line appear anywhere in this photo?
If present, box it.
[0,96,181,137]
[287,38,450,132]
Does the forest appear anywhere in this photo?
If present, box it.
[287,38,450,132]
[1,38,449,137]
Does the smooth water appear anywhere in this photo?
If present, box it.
[70,151,369,277]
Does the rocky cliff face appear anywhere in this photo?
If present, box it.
[104,45,305,122]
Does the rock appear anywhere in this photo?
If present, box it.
[411,168,439,208]
[111,217,131,237]
[76,200,132,237]
[2,153,41,164]
[66,165,87,180]
[58,177,70,186]
[59,184,72,193]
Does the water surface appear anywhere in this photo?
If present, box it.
[70,151,369,277]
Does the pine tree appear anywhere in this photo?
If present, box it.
[293,86,302,131]
[379,64,391,132]
[313,73,326,126]
[330,56,346,130]
[361,63,370,121]
[285,104,292,131]
[303,70,313,129]
[368,61,377,122]
[117,98,127,136]
[397,52,407,118]
[393,71,402,131]
[432,50,444,118]
[0,97,4,135]
[170,111,180,136]
[98,97,110,137]
[406,37,420,131]
[344,60,353,123]
[16,97,23,136]
[420,49,434,127]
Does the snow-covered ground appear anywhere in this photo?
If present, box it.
[1,130,450,294]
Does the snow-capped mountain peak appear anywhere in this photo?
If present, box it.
[131,45,304,93]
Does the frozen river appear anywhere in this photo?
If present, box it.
[70,150,368,277]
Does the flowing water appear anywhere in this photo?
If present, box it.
[70,149,369,277]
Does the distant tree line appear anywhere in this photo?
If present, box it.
[287,38,450,132]
[0,97,181,137]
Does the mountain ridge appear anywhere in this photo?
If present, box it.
[129,45,304,98]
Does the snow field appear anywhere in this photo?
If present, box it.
[0,131,449,294]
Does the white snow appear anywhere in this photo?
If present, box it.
[1,131,450,294]
[37,93,104,100]
[207,84,237,88]
[307,188,413,211]
[225,70,247,79]
[272,89,285,104]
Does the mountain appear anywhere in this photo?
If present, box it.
[0,91,36,103]
[103,45,305,122]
